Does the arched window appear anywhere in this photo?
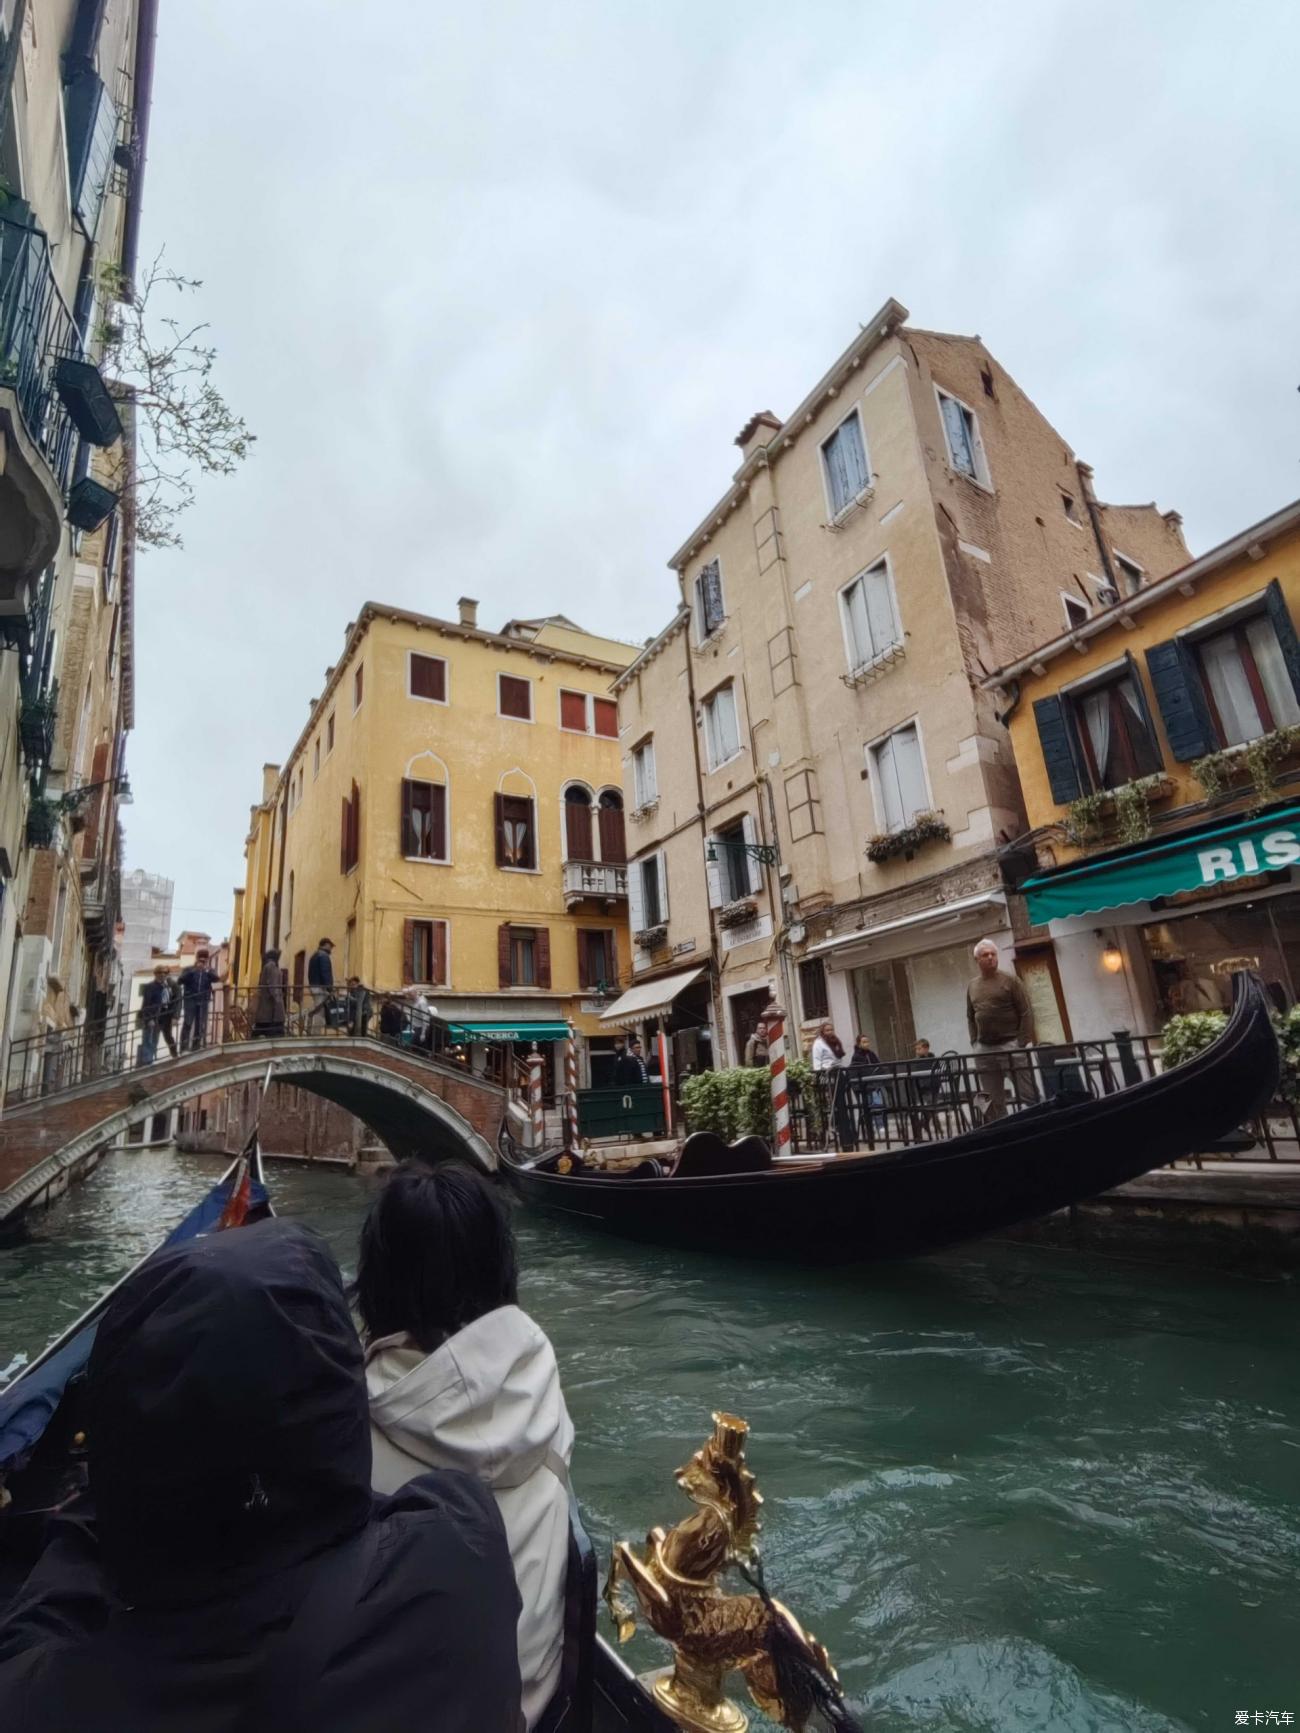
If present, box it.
[598,789,626,865]
[564,784,594,861]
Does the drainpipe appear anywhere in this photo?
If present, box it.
[119,0,159,297]
[1076,460,1118,593]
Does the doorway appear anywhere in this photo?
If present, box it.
[728,987,771,1065]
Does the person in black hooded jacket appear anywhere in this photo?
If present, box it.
[0,1218,524,1733]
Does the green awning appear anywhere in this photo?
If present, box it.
[1023,803,1300,923]
[444,1020,571,1043]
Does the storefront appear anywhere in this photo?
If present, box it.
[1022,802,1300,1034]
[598,965,717,1079]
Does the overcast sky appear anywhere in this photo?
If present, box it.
[127,0,1300,940]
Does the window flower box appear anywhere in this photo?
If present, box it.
[1192,728,1300,806]
[1065,774,1175,849]
[635,924,667,951]
[718,897,759,929]
[866,811,951,865]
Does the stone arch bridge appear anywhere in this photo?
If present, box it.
[0,1036,506,1228]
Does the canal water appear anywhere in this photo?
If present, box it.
[1,1150,1295,1732]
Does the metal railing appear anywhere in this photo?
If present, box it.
[0,214,84,492]
[1,984,469,1109]
[787,1037,1299,1164]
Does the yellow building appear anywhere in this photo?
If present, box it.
[233,600,638,1082]
[984,497,1300,1037]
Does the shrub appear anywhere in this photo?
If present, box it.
[680,1066,774,1139]
[1159,1011,1228,1069]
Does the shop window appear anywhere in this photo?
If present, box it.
[578,929,616,990]
[869,723,928,833]
[495,793,537,870]
[1196,615,1300,748]
[402,779,448,860]
[1067,668,1162,791]
[799,957,829,1021]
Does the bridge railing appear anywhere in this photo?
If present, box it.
[0,984,464,1109]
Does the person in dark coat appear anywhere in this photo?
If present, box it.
[251,948,286,1037]
[0,1219,523,1733]
[307,937,335,1031]
[136,966,172,1065]
[178,947,221,1052]
[612,1039,648,1086]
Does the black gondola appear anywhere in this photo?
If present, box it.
[500,972,1279,1262]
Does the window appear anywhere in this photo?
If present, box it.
[937,390,990,487]
[578,929,616,990]
[64,69,116,237]
[598,789,626,864]
[1061,491,1081,525]
[694,560,725,641]
[498,673,533,721]
[326,713,335,754]
[1063,594,1090,631]
[403,918,449,986]
[353,664,364,710]
[632,739,657,807]
[1069,669,1162,791]
[1197,616,1300,748]
[715,818,753,902]
[495,793,537,869]
[401,779,448,860]
[286,871,294,934]
[340,782,361,872]
[702,683,741,770]
[564,785,594,860]
[870,723,929,833]
[313,739,320,778]
[1115,554,1143,597]
[841,560,902,673]
[594,698,618,738]
[558,690,618,736]
[799,957,829,1021]
[821,410,870,518]
[639,854,664,929]
[560,689,588,732]
[409,652,448,703]
[498,924,550,988]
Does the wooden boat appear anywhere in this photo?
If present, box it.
[500,972,1279,1262]
[0,1145,677,1732]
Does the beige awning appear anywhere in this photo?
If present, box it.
[599,966,706,1028]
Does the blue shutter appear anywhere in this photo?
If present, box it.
[1264,579,1300,702]
[1032,695,1083,804]
[1145,639,1215,761]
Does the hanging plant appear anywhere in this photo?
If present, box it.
[866,811,951,864]
[1113,774,1163,846]
[1192,725,1300,805]
[1191,749,1231,801]
[1063,790,1107,848]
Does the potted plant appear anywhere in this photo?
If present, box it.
[718,898,758,929]
[636,924,668,950]
[866,811,951,865]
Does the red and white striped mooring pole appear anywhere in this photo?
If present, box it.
[527,1045,545,1149]
[766,1005,792,1159]
[563,1026,579,1151]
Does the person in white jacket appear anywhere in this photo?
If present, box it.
[357,1162,574,1731]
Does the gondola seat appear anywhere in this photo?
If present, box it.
[674,1132,773,1178]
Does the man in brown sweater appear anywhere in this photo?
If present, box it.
[966,939,1037,1121]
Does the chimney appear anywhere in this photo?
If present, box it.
[733,411,782,465]
[458,596,479,629]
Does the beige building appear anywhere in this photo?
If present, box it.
[615,298,1189,1064]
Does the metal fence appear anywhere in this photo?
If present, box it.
[0,214,84,491]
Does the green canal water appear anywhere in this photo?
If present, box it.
[1,1150,1296,1732]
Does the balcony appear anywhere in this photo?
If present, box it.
[0,212,91,604]
[563,859,628,907]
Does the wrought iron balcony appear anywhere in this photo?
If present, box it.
[562,860,629,906]
[18,681,59,767]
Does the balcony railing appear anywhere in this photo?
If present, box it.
[0,213,85,494]
[562,860,628,904]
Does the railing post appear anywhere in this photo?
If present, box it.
[527,1045,545,1149]
[767,1007,792,1159]
[1112,1028,1142,1088]
[564,1026,579,1152]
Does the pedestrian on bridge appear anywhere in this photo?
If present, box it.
[178,949,220,1053]
[252,949,286,1037]
[136,967,173,1065]
[308,937,335,1031]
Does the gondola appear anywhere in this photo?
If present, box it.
[0,1143,677,1732]
[499,972,1280,1262]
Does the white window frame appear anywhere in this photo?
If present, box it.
[632,738,658,808]
[497,671,534,723]
[407,649,449,705]
[837,556,903,677]
[410,917,451,987]
[325,712,336,758]
[1113,552,1144,596]
[498,790,541,874]
[819,406,872,522]
[352,663,364,713]
[701,682,742,773]
[1062,592,1090,631]
[631,849,669,932]
[693,559,726,644]
[404,775,452,866]
[865,717,934,835]
[1060,488,1084,528]
[935,387,992,489]
[313,738,320,779]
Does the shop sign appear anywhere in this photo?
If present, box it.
[721,913,773,951]
[672,938,697,956]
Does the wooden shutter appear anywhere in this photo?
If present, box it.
[494,793,507,867]
[598,800,626,865]
[1032,696,1084,804]
[431,784,447,860]
[656,848,670,921]
[565,795,594,861]
[432,920,448,986]
[560,690,588,731]
[498,923,512,987]
[1145,639,1215,761]
[410,654,446,701]
[340,795,350,872]
[628,856,645,933]
[578,931,592,989]
[600,929,615,985]
[535,927,551,989]
[82,741,110,859]
[593,698,618,738]
[1265,579,1300,701]
[522,798,537,869]
[400,779,415,856]
[705,836,724,909]
[499,674,531,719]
[402,920,416,985]
[350,783,360,869]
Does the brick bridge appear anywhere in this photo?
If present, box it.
[0,1037,506,1228]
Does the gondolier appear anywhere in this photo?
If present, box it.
[966,939,1035,1122]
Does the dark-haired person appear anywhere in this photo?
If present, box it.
[358,1161,573,1731]
[251,947,285,1036]
[307,935,334,1030]
[0,1219,522,1732]
[178,947,220,1052]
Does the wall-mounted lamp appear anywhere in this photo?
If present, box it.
[1096,929,1125,974]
